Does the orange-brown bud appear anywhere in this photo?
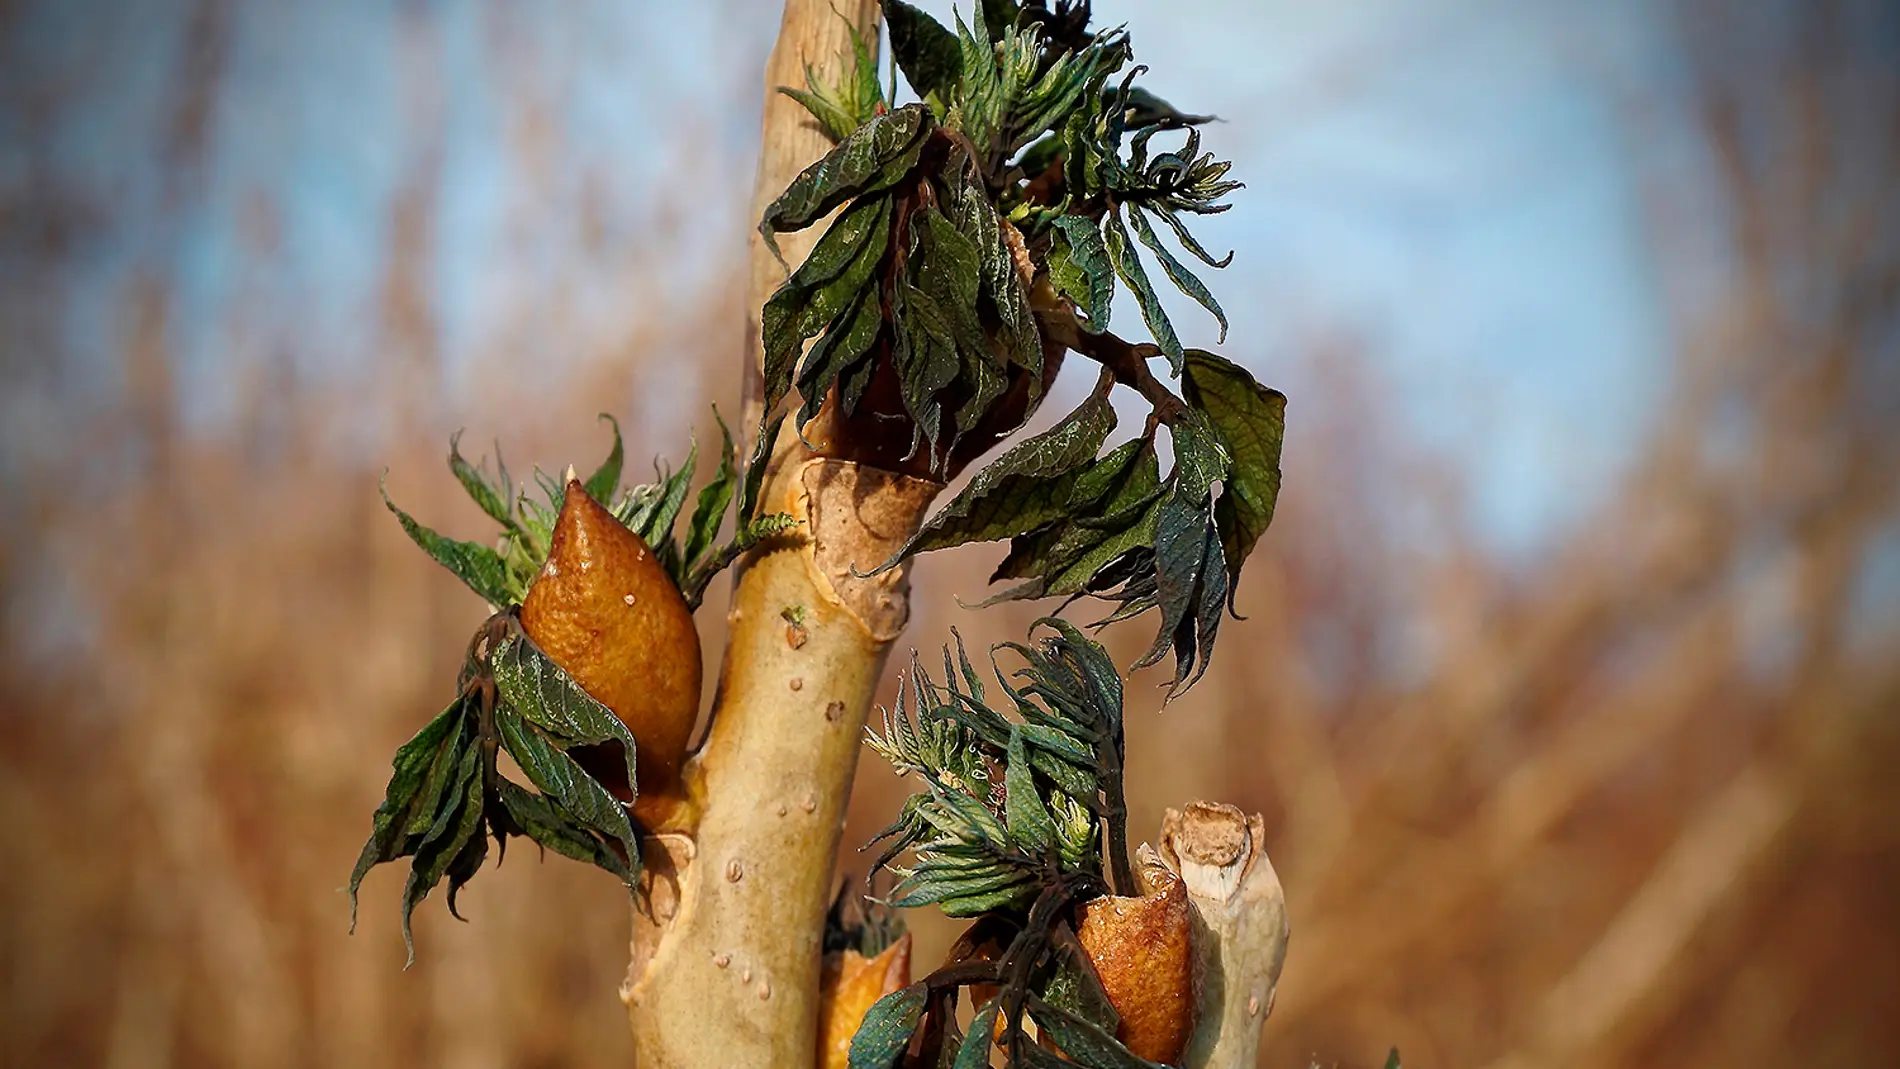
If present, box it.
[1075,866,1196,1064]
[817,936,913,1069]
[519,480,701,825]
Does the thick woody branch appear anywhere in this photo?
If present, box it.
[1151,802,1291,1069]
[622,4,928,1067]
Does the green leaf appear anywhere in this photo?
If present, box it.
[1050,215,1114,329]
[494,708,637,888]
[382,477,516,607]
[440,810,490,921]
[448,433,515,528]
[739,410,786,525]
[1385,1048,1404,1069]
[1128,204,1227,342]
[949,9,1005,150]
[1151,203,1233,269]
[685,411,737,570]
[1184,508,1231,692]
[934,879,1039,917]
[956,1001,1000,1069]
[877,377,1117,566]
[922,785,1011,849]
[848,983,928,1069]
[1035,616,1124,725]
[1103,208,1183,373]
[883,1,961,105]
[760,103,929,262]
[1116,86,1217,131]
[348,696,470,927]
[1042,933,1120,1033]
[495,779,633,882]
[916,204,987,358]
[635,439,698,556]
[778,18,884,143]
[979,0,1020,41]
[891,858,1033,911]
[583,414,624,503]
[1182,349,1286,602]
[1004,728,1057,854]
[1025,997,1163,1069]
[489,631,639,799]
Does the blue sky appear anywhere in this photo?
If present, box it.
[1,0,1700,558]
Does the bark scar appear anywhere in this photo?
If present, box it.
[796,460,939,643]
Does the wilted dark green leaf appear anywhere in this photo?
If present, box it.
[489,631,638,798]
[883,0,961,105]
[916,204,988,361]
[848,983,929,1069]
[956,1001,999,1069]
[1182,348,1286,601]
[892,281,962,463]
[1135,492,1211,673]
[494,708,637,887]
[796,281,885,430]
[760,103,928,261]
[1025,997,1163,1069]
[348,696,471,926]
[440,811,489,921]
[495,779,633,882]
[763,193,893,419]
[398,739,484,963]
[382,478,516,607]
[880,378,1117,565]
[1041,933,1120,1032]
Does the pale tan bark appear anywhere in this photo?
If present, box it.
[1151,803,1292,1069]
[622,4,927,1066]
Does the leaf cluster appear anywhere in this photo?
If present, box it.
[871,349,1284,698]
[348,613,643,963]
[385,410,793,613]
[851,624,1176,1066]
[762,2,1283,691]
[360,412,799,955]
[863,619,1134,915]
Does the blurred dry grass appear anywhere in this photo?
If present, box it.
[3,2,1897,1068]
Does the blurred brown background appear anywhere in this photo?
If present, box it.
[2,0,1895,1067]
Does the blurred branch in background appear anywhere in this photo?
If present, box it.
[0,1,1894,1068]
